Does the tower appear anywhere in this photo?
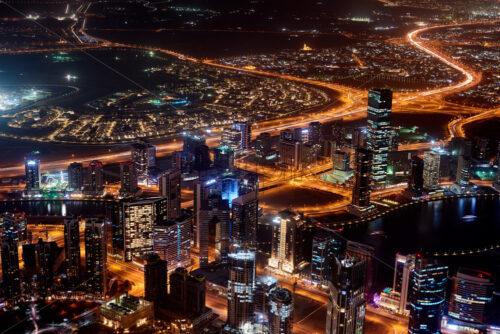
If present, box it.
[423,151,440,190]
[120,162,138,197]
[25,151,41,192]
[1,237,21,302]
[88,160,104,194]
[68,162,84,191]
[408,155,424,193]
[85,217,107,297]
[131,140,156,176]
[233,121,252,150]
[64,217,81,289]
[231,190,259,247]
[268,288,293,334]
[159,169,182,220]
[144,253,167,303]
[351,147,372,207]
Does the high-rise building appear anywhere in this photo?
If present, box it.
[183,134,206,155]
[153,215,191,272]
[85,217,107,297]
[227,250,256,330]
[333,150,351,172]
[325,257,366,334]
[231,190,259,247]
[311,226,345,287]
[346,241,376,296]
[408,155,424,193]
[456,155,471,185]
[183,134,210,171]
[308,121,322,145]
[393,253,415,314]
[36,238,56,296]
[68,162,84,191]
[449,137,471,157]
[120,162,138,197]
[423,151,440,190]
[0,212,27,243]
[194,144,211,171]
[213,146,235,171]
[159,169,182,220]
[233,121,252,149]
[64,218,81,289]
[131,140,156,176]
[255,132,273,159]
[444,268,493,332]
[221,128,242,150]
[279,140,302,170]
[144,253,167,303]
[366,89,393,189]
[169,267,206,316]
[351,147,373,207]
[25,151,41,192]
[1,237,21,301]
[121,197,167,261]
[87,160,104,194]
[268,288,293,334]
[408,255,448,334]
[254,275,278,316]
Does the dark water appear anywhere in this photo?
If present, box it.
[0,199,117,218]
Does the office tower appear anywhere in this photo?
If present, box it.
[214,146,235,171]
[269,288,293,334]
[144,253,167,303]
[172,150,193,174]
[1,237,21,301]
[352,128,365,149]
[198,196,230,267]
[121,197,167,261]
[366,88,393,189]
[88,160,104,193]
[254,275,278,316]
[351,147,372,207]
[456,155,471,184]
[22,243,37,278]
[294,127,309,143]
[25,151,41,191]
[0,212,27,243]
[131,140,156,176]
[193,179,217,249]
[346,241,376,296]
[159,169,181,220]
[445,268,493,331]
[280,129,294,142]
[233,121,252,149]
[279,140,302,170]
[231,190,259,247]
[227,251,256,330]
[449,137,472,157]
[408,256,448,334]
[423,151,440,190]
[68,162,84,191]
[308,121,321,145]
[393,253,415,314]
[85,217,107,297]
[153,215,191,272]
[36,238,56,296]
[311,226,345,287]
[221,128,242,150]
[183,133,206,155]
[325,257,366,334]
[333,150,351,171]
[120,162,138,197]
[408,155,424,193]
[220,175,240,205]
[194,144,211,171]
[169,267,206,316]
[64,218,81,289]
[255,132,273,159]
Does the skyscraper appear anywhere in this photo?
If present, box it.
[25,151,41,192]
[87,160,104,194]
[366,89,393,189]
[279,135,302,170]
[456,155,471,185]
[227,250,256,330]
[351,147,373,207]
[311,226,345,287]
[68,162,84,191]
[346,241,376,297]
[194,144,211,171]
[423,151,440,190]
[36,238,56,296]
[233,121,252,150]
[231,190,259,247]
[393,253,415,314]
[153,215,191,272]
[120,162,138,197]
[0,212,27,243]
[268,288,293,334]
[254,275,278,316]
[85,217,107,297]
[169,267,206,316]
[64,217,81,289]
[408,155,424,194]
[255,132,273,160]
[308,121,322,145]
[1,237,21,302]
[131,140,156,176]
[325,257,366,334]
[144,253,167,303]
[408,255,448,334]
[221,128,242,150]
[159,169,182,220]
[213,146,235,171]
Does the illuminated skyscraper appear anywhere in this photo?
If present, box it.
[423,151,440,190]
[233,121,252,150]
[408,256,448,334]
[456,155,471,185]
[231,190,259,247]
[85,217,107,297]
[159,169,182,220]
[351,147,372,207]
[153,215,191,272]
[131,140,156,176]
[214,146,235,171]
[87,160,104,194]
[308,121,322,145]
[227,250,256,330]
[25,151,41,192]
[1,237,21,302]
[198,196,230,267]
[120,162,138,197]
[144,253,167,303]
[121,197,167,261]
[0,212,27,243]
[255,132,273,160]
[254,275,278,316]
[64,217,81,289]
[311,226,345,287]
[325,257,366,334]
[408,155,424,194]
[36,238,56,296]
[393,253,415,314]
[366,89,392,189]
[68,162,84,191]
[269,288,293,334]
[221,128,242,150]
